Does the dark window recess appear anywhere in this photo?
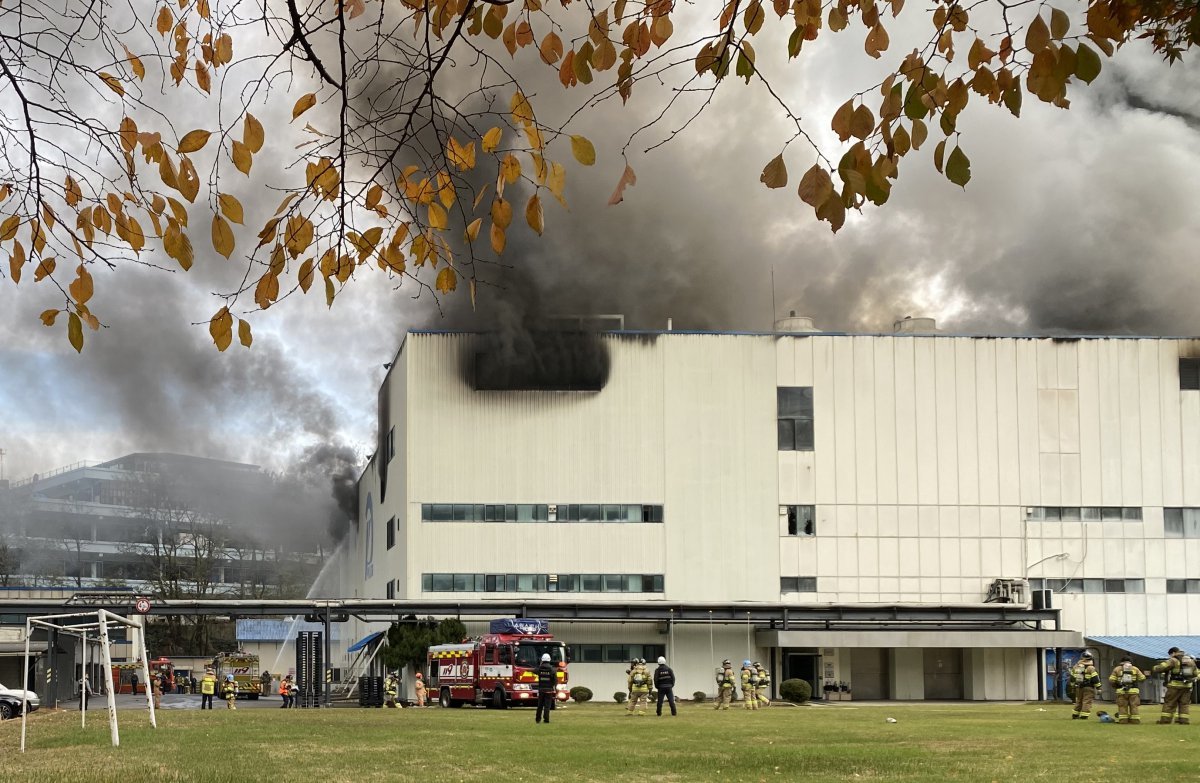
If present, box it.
[420,572,664,593]
[386,517,396,550]
[786,505,816,536]
[1027,506,1142,522]
[777,387,814,451]
[569,644,665,664]
[1165,508,1200,538]
[388,426,396,461]
[781,576,818,592]
[1181,358,1200,390]
[385,580,396,599]
[421,503,662,523]
[1166,579,1200,594]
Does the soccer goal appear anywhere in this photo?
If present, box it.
[20,609,157,752]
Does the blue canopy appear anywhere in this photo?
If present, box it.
[1087,636,1200,660]
[346,630,385,653]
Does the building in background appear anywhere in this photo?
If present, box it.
[342,325,1198,701]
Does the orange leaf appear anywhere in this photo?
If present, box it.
[177,129,211,153]
[211,214,235,258]
[292,93,317,121]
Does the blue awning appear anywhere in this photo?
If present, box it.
[346,631,385,653]
[1087,636,1200,660]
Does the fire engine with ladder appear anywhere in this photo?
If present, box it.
[426,619,570,709]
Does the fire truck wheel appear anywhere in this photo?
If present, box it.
[439,688,452,708]
[492,688,507,710]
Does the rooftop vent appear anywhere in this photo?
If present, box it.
[774,311,820,333]
[894,316,937,334]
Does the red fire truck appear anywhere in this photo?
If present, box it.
[426,619,569,709]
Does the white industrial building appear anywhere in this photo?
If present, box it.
[333,319,1200,702]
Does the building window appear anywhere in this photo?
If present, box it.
[781,576,818,593]
[777,387,814,451]
[386,517,396,550]
[1166,579,1200,594]
[1164,508,1200,537]
[421,503,663,523]
[568,644,666,664]
[387,426,395,461]
[783,505,816,536]
[1031,577,1145,594]
[385,580,395,599]
[1026,507,1142,522]
[420,572,664,593]
[1180,358,1200,390]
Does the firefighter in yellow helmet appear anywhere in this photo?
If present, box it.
[1152,647,1197,725]
[714,660,735,710]
[741,660,759,711]
[221,674,238,710]
[754,662,771,708]
[1108,655,1146,724]
[1069,653,1100,719]
[627,658,651,715]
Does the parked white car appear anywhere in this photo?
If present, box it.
[0,682,40,719]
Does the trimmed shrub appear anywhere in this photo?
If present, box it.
[692,691,707,703]
[779,678,812,704]
[569,686,593,703]
[613,692,627,704]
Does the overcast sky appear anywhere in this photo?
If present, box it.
[1,10,1199,482]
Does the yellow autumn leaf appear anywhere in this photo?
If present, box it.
[238,318,253,347]
[435,266,457,293]
[482,127,503,153]
[490,221,506,254]
[69,264,93,305]
[98,73,124,96]
[155,5,173,36]
[491,197,512,229]
[209,306,233,351]
[177,129,211,153]
[68,312,83,353]
[40,309,58,326]
[525,193,544,235]
[570,135,596,166]
[428,202,449,230]
[292,93,317,121]
[211,214,235,258]
[232,140,252,175]
[243,113,265,153]
[218,193,244,224]
[123,46,146,81]
[547,161,567,206]
[465,217,483,242]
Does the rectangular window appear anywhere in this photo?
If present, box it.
[1167,579,1188,594]
[385,580,395,599]
[786,505,816,536]
[431,573,452,591]
[1181,358,1200,390]
[453,574,472,592]
[581,574,601,592]
[579,504,601,522]
[603,574,624,592]
[1163,508,1200,537]
[421,574,431,592]
[1028,506,1141,523]
[1101,507,1122,521]
[781,576,818,592]
[386,517,396,550]
[1060,507,1081,521]
[388,426,396,461]
[777,387,814,451]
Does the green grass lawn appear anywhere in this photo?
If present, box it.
[1,702,1196,782]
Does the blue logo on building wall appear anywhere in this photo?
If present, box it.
[364,493,374,580]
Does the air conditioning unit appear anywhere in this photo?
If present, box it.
[985,578,1029,605]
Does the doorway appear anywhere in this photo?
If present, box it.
[784,652,820,699]
[850,648,890,700]
[923,648,964,700]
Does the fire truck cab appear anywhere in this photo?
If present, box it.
[427,619,569,709]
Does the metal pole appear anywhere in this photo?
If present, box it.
[81,632,88,728]
[137,615,157,728]
[323,611,332,707]
[20,618,31,752]
[48,627,57,709]
[97,611,120,747]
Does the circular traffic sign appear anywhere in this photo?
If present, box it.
[134,597,151,614]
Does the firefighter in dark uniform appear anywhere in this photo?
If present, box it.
[1108,656,1146,724]
[1069,653,1101,719]
[535,653,556,724]
[1152,647,1197,725]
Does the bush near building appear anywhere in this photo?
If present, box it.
[692,691,707,703]
[569,686,593,703]
[779,679,812,704]
[613,692,626,704]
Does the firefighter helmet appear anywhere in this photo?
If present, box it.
[541,653,551,662]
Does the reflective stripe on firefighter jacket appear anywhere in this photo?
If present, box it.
[716,668,734,689]
[741,668,759,689]
[200,676,216,696]
[384,677,398,698]
[221,682,237,697]
[1109,664,1146,694]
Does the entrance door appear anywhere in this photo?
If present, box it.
[850,648,890,700]
[923,648,964,700]
[785,653,820,699]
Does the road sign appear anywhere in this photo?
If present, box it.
[134,597,151,614]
